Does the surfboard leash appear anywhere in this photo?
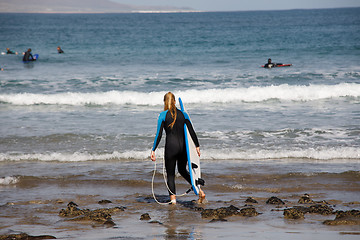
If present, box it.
[151,157,191,205]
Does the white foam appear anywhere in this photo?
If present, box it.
[0,147,359,163]
[1,83,359,106]
[0,150,155,162]
[0,176,19,185]
[202,147,360,162]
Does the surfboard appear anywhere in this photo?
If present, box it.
[261,63,292,68]
[178,97,203,195]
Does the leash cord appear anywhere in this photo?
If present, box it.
[151,158,189,205]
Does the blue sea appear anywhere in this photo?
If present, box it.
[0,8,360,239]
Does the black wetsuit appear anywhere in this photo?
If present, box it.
[23,51,35,62]
[152,108,200,195]
[264,63,275,68]
[7,50,15,54]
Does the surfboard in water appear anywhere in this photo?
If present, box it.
[178,97,203,195]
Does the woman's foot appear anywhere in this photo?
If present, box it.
[198,189,206,203]
[170,195,176,205]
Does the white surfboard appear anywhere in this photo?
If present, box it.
[179,97,203,195]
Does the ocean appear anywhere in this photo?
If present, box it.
[0,8,360,240]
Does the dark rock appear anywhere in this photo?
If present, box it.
[293,206,311,214]
[59,202,125,225]
[0,233,56,240]
[98,200,112,204]
[201,205,239,219]
[59,202,84,217]
[180,200,204,211]
[238,207,259,217]
[298,194,314,204]
[103,219,116,228]
[245,197,258,204]
[201,205,259,219]
[140,213,151,220]
[266,196,285,205]
[308,204,334,215]
[149,220,163,225]
[323,210,360,225]
[210,218,227,222]
[284,208,305,219]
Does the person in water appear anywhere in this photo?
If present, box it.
[57,46,64,54]
[151,92,205,204]
[23,48,36,62]
[264,58,275,68]
[6,48,18,55]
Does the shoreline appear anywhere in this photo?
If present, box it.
[1,197,359,239]
[0,162,360,240]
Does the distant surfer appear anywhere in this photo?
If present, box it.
[151,92,205,204]
[263,58,292,68]
[6,48,18,55]
[23,48,36,62]
[264,58,274,68]
[57,46,64,54]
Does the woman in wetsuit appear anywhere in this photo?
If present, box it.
[150,92,205,204]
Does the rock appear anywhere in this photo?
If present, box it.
[238,207,259,217]
[181,200,204,211]
[0,233,56,240]
[210,218,227,222]
[98,200,112,204]
[323,210,360,225]
[266,196,285,205]
[149,220,163,225]
[59,202,125,225]
[284,208,305,219]
[308,204,334,215]
[103,219,116,227]
[298,194,314,204]
[59,202,83,217]
[201,205,259,219]
[245,197,258,204]
[140,213,151,220]
[293,206,310,214]
[201,205,240,219]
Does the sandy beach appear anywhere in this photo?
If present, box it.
[1,160,359,240]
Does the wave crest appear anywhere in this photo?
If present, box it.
[1,147,359,162]
[1,83,359,106]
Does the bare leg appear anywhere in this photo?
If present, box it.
[198,189,206,203]
[170,194,176,205]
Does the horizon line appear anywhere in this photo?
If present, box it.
[0,6,358,14]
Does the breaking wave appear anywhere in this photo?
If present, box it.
[1,83,359,106]
[1,147,359,162]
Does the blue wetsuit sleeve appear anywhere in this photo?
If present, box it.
[183,112,200,148]
[152,111,167,151]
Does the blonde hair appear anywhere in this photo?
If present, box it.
[163,92,177,128]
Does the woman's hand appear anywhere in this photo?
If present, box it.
[150,150,156,161]
[196,147,201,157]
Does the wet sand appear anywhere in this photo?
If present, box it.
[0,160,359,239]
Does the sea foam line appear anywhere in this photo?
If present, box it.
[0,147,359,162]
[0,83,359,106]
[0,176,20,185]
